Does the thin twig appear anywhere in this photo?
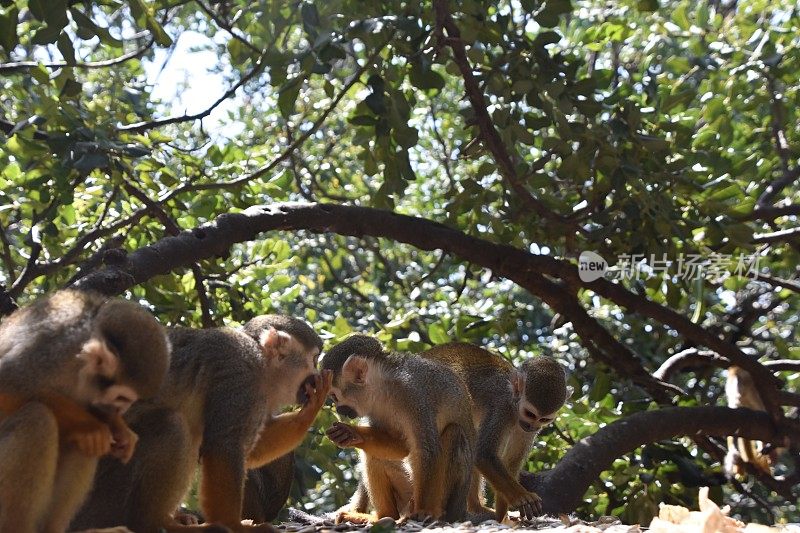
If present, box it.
[752,226,800,245]
[161,38,391,196]
[119,47,270,133]
[0,39,155,74]
[195,0,261,55]
[754,271,800,294]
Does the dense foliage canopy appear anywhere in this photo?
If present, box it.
[0,0,798,524]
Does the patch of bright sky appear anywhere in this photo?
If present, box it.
[140,28,245,138]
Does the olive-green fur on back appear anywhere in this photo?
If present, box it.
[423,342,515,374]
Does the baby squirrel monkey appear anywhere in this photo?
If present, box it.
[423,343,567,521]
[0,289,170,533]
[321,335,475,523]
[73,314,330,533]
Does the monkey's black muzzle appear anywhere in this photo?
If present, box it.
[296,374,318,404]
[519,420,536,432]
[336,405,359,419]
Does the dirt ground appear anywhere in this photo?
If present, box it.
[278,513,800,533]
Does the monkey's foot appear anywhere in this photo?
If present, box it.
[162,523,232,533]
[238,522,278,533]
[173,510,200,525]
[467,504,495,516]
[335,511,377,525]
[507,488,543,520]
[401,511,442,525]
[466,509,499,524]
[73,528,134,533]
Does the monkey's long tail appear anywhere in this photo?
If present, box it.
[285,508,334,525]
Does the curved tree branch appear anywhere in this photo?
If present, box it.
[764,359,800,372]
[519,407,797,515]
[654,349,731,382]
[76,201,780,408]
[656,350,800,389]
[71,202,770,404]
[738,204,800,221]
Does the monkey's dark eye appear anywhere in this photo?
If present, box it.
[524,409,537,420]
[95,375,116,390]
[104,332,123,355]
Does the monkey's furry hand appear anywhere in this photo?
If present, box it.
[109,420,139,464]
[326,422,365,448]
[67,420,113,458]
[507,488,543,519]
[299,370,332,421]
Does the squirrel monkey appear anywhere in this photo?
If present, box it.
[73,315,331,533]
[0,289,170,533]
[422,343,567,521]
[334,340,568,522]
[724,366,774,476]
[321,335,475,523]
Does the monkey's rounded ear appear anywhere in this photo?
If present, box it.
[510,370,525,400]
[259,327,292,358]
[77,338,118,376]
[342,355,368,384]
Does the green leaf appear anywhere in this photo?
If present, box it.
[692,127,718,149]
[393,126,418,149]
[60,204,76,225]
[59,78,83,99]
[370,521,396,533]
[635,134,669,151]
[696,2,709,27]
[270,274,293,291]
[73,152,109,172]
[56,31,75,64]
[427,323,449,345]
[128,0,172,46]
[409,61,445,91]
[301,2,320,29]
[672,2,690,31]
[348,115,376,126]
[0,5,18,52]
[637,0,659,11]
[705,183,741,202]
[278,77,303,118]
[725,223,753,246]
[31,23,62,45]
[364,91,386,115]
[661,89,695,112]
[69,7,96,40]
[28,0,48,21]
